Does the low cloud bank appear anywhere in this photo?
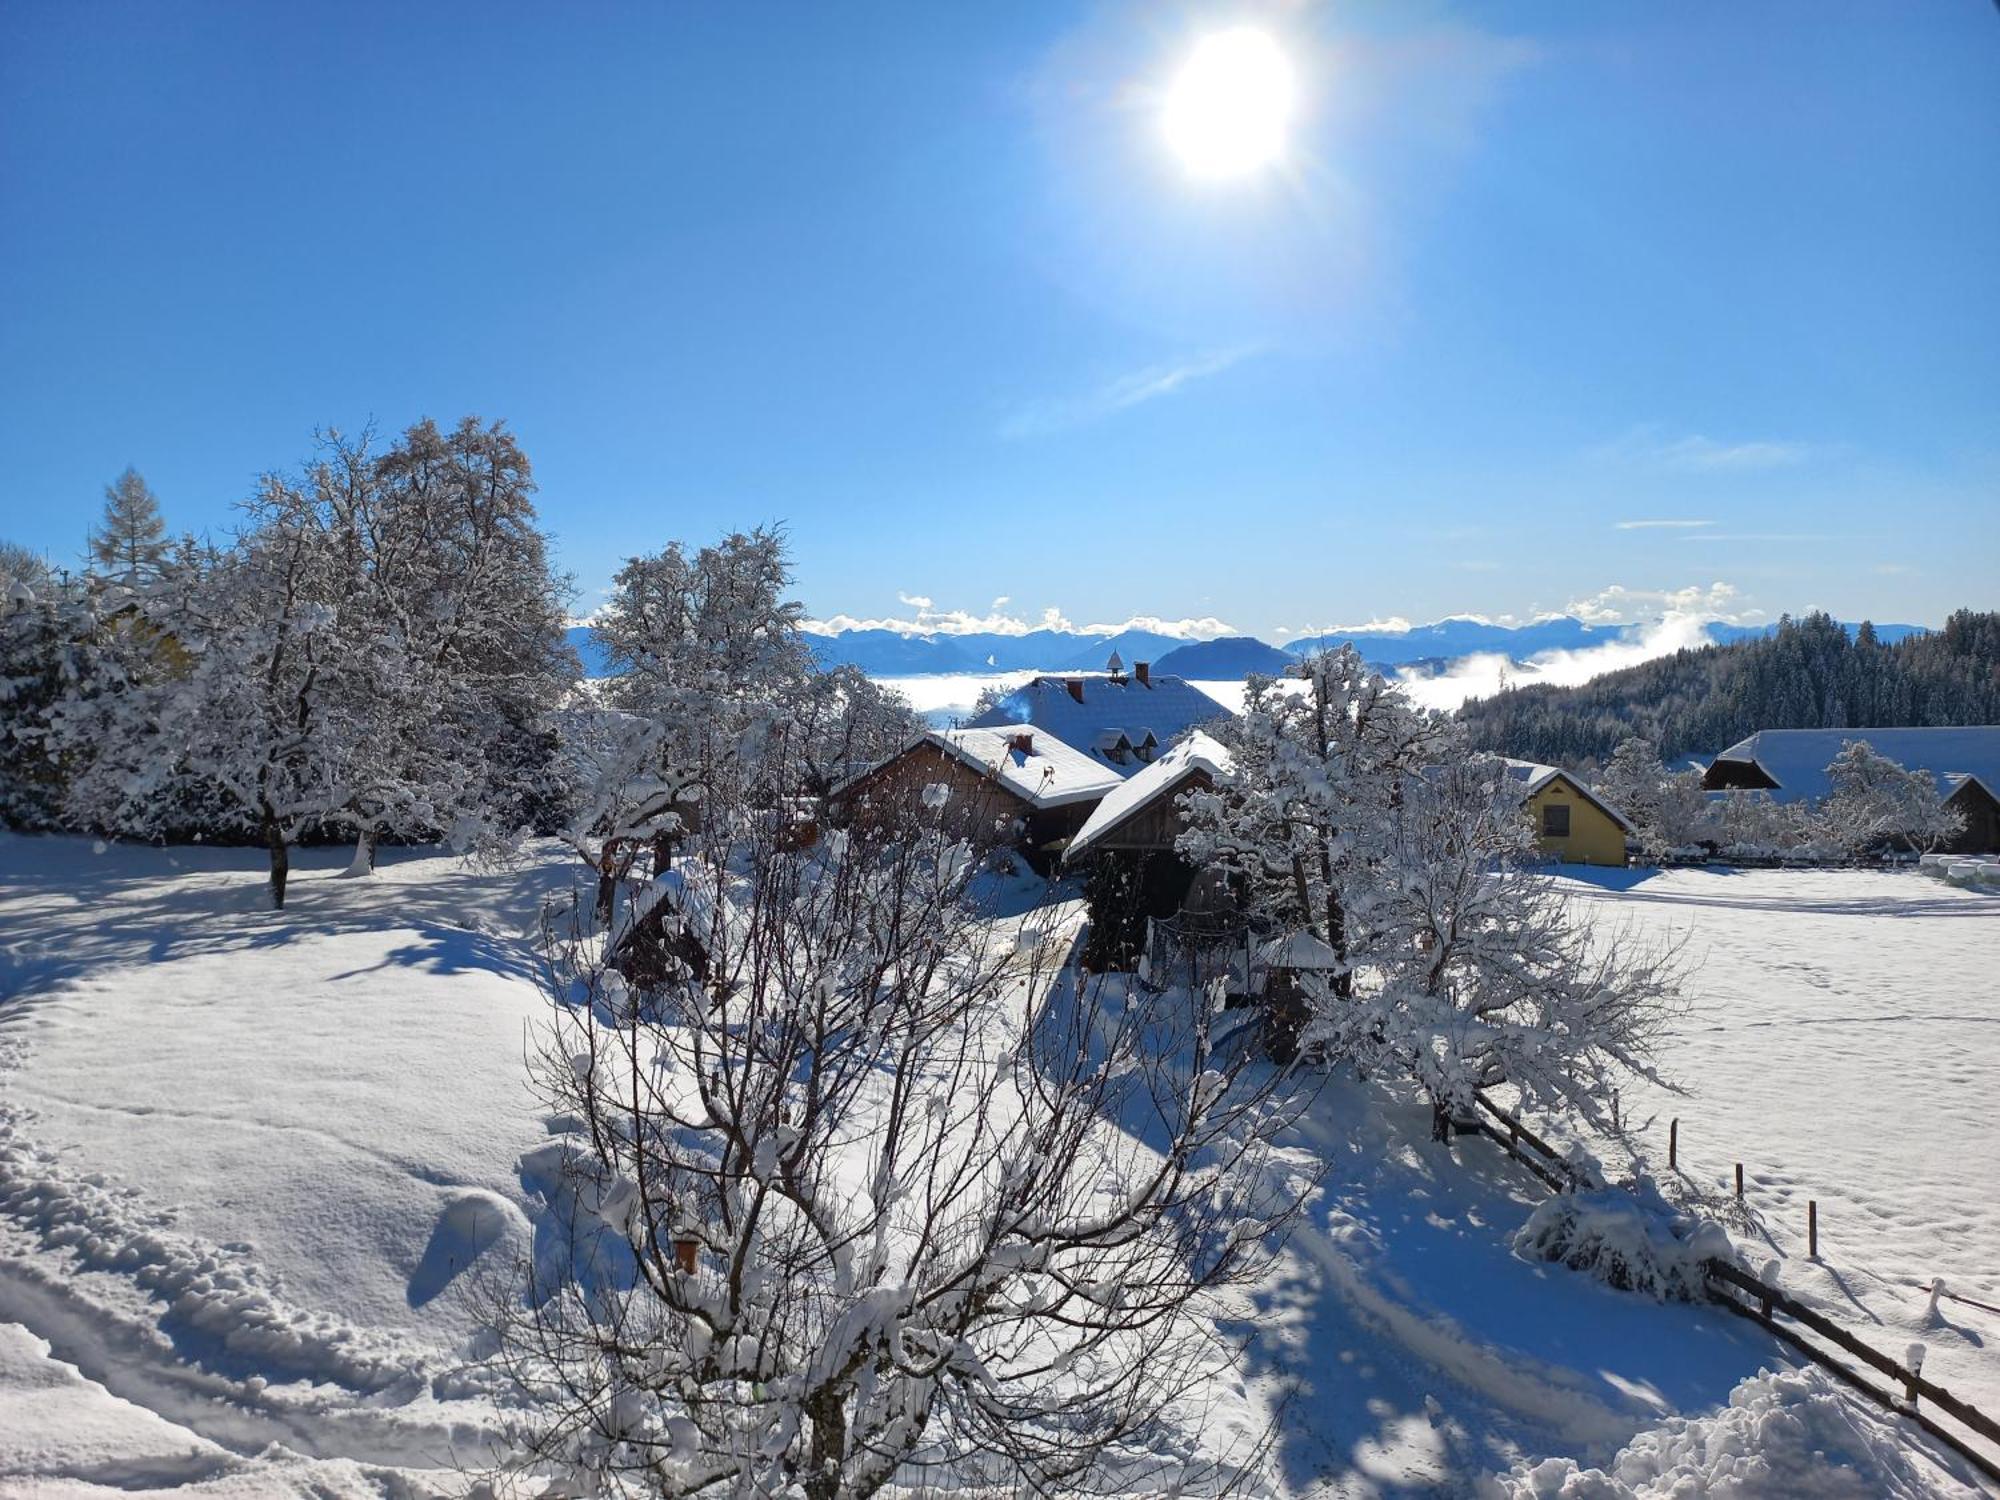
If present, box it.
[1395,615,1716,713]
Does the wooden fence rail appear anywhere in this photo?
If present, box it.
[1464,1090,2000,1487]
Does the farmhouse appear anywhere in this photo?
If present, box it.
[1702,726,2000,853]
[1499,759,1633,866]
[828,724,1121,870]
[964,660,1230,778]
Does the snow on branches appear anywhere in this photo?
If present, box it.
[54,420,575,905]
[1183,649,1685,1141]
[501,795,1314,1498]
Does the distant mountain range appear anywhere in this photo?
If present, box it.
[566,615,1927,682]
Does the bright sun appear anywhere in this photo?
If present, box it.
[1162,27,1296,180]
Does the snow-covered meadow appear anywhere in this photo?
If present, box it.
[0,836,1991,1496]
[1556,865,2000,1420]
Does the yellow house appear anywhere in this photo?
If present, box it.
[1501,759,1632,866]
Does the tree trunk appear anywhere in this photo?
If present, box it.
[802,1386,849,1500]
[343,827,378,877]
[1430,1098,1454,1143]
[266,818,290,910]
[595,843,619,928]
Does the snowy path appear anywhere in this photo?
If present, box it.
[1560,866,2000,1424]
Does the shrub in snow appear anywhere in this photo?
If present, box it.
[1494,1365,1981,1498]
[1511,1181,1731,1303]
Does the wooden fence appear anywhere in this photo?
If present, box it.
[1465,1090,2000,1487]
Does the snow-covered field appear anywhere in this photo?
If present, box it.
[1559,865,2000,1421]
[0,837,1989,1495]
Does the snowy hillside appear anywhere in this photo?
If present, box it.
[0,837,1991,1495]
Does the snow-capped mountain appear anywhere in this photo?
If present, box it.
[568,615,1927,682]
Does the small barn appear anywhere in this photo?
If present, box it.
[1499,759,1633,866]
[828,724,1121,871]
[1702,726,2000,853]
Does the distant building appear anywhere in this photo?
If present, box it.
[1702,727,2000,852]
[1498,759,1633,866]
[964,661,1230,779]
[828,724,1122,871]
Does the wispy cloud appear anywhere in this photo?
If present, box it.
[1616,518,1713,531]
[1000,347,1257,439]
[1592,427,1817,473]
[1677,533,1838,544]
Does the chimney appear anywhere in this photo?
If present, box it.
[1135,661,1151,687]
[1009,731,1034,755]
[1065,677,1085,704]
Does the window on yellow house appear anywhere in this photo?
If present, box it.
[1542,803,1570,838]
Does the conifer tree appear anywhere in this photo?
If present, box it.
[88,468,169,586]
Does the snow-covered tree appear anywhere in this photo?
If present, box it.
[587,528,814,830]
[88,467,169,586]
[330,417,577,871]
[1815,740,1963,856]
[501,770,1313,1498]
[1599,736,1710,854]
[786,663,923,800]
[1314,750,1684,1140]
[61,419,575,903]
[0,552,82,828]
[1178,646,1451,1000]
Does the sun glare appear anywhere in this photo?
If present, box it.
[1162,27,1296,180]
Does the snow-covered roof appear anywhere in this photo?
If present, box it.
[1497,758,1636,833]
[964,673,1231,779]
[1708,727,2000,805]
[1256,930,1342,970]
[1064,731,1235,864]
[921,724,1123,810]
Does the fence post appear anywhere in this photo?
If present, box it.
[1906,1343,1925,1409]
[1669,1117,1678,1170]
[1809,1200,1819,1259]
[1735,1162,1744,1198]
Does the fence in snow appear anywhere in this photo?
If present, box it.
[1467,1091,2000,1486]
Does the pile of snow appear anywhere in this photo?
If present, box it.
[1512,1184,1733,1303]
[1496,1365,1983,1498]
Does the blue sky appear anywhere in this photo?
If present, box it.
[2,1,1994,638]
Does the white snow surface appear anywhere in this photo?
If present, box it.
[0,837,1988,1496]
[1556,865,2000,1422]
[0,835,579,1494]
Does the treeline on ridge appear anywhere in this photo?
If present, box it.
[1455,609,2000,769]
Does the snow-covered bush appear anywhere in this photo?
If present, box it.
[1495,1365,1982,1498]
[1511,1182,1731,1302]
